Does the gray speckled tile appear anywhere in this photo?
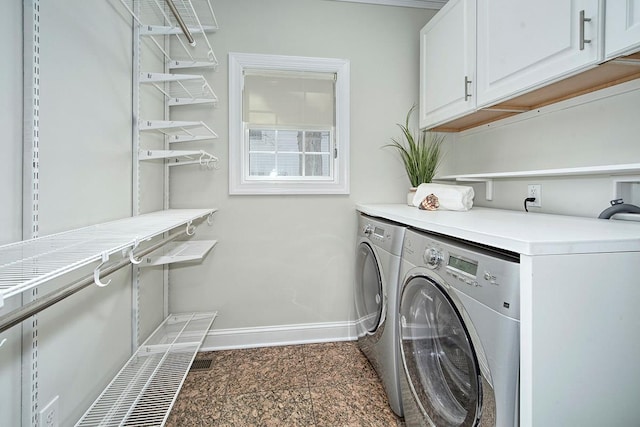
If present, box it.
[226,345,308,394]
[227,360,309,394]
[165,395,226,427]
[218,388,315,426]
[179,370,230,398]
[168,342,402,426]
[303,341,378,387]
[310,381,399,427]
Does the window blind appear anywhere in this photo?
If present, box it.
[243,69,336,128]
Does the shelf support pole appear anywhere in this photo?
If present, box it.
[23,1,41,425]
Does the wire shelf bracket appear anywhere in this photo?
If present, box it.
[75,312,217,427]
[168,59,217,70]
[140,24,216,36]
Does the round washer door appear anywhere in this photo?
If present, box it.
[354,242,383,334]
[400,276,481,427]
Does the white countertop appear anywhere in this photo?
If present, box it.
[357,204,640,255]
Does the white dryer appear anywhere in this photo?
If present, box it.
[354,213,406,416]
[399,229,520,427]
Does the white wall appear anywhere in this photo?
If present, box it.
[0,0,22,245]
[36,2,136,423]
[0,1,23,425]
[0,0,150,425]
[168,0,436,342]
[440,82,640,217]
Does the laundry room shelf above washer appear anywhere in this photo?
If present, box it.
[435,163,640,200]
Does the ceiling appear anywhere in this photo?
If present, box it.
[331,0,447,9]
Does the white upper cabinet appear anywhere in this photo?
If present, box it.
[605,0,640,59]
[419,0,476,129]
[475,0,604,107]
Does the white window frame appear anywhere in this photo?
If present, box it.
[229,52,350,195]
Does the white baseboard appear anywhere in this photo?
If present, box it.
[200,321,357,351]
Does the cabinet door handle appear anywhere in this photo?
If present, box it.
[464,76,472,101]
[579,10,592,51]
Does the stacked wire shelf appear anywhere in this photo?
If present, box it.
[140,73,218,106]
[75,312,217,427]
[121,0,219,69]
[121,0,220,169]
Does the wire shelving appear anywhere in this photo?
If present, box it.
[75,312,216,427]
[0,209,215,308]
[140,73,218,106]
[119,0,219,69]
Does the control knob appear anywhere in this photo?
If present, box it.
[363,224,374,236]
[424,247,443,269]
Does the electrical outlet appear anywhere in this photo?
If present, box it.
[527,184,542,207]
[39,396,59,427]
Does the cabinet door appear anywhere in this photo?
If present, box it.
[605,0,640,59]
[476,0,603,107]
[419,0,476,129]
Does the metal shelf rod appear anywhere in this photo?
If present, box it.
[166,0,195,45]
[0,229,189,335]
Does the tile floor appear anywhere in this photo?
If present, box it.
[166,341,404,426]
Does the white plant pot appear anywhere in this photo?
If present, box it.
[407,187,417,206]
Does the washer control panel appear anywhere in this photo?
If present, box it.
[443,250,480,286]
[403,229,520,319]
[358,214,405,256]
[362,223,387,241]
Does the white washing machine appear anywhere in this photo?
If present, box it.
[354,213,406,416]
[399,229,520,427]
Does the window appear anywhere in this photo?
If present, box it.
[229,53,350,194]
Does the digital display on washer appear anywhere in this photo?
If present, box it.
[374,227,385,238]
[448,254,478,276]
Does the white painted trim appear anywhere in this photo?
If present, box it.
[200,321,357,351]
[228,52,350,195]
[328,0,446,9]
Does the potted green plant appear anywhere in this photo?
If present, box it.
[386,106,444,204]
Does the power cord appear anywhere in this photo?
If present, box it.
[524,197,536,212]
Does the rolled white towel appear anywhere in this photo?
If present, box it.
[412,183,475,211]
